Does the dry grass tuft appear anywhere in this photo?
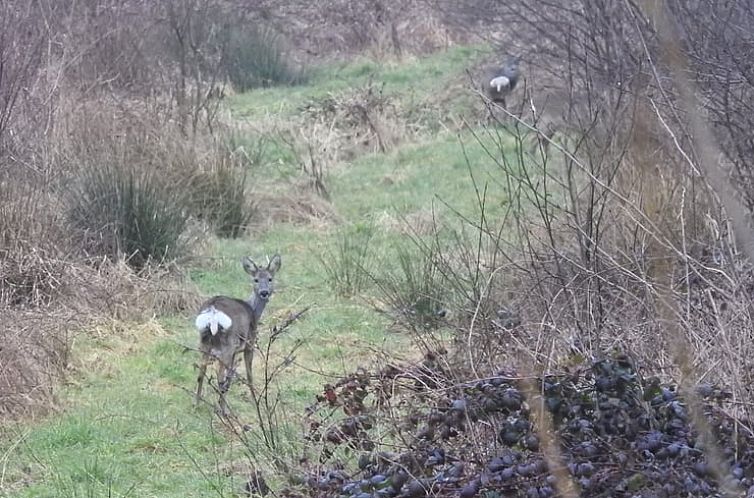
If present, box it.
[376,209,438,236]
[253,188,341,229]
[69,319,170,379]
[0,258,199,420]
[261,0,469,58]
[298,82,445,161]
[61,260,202,321]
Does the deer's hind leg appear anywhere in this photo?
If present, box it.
[216,352,237,416]
[195,352,212,407]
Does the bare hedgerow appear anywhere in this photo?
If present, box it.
[426,2,754,495]
[437,0,754,404]
[244,0,464,57]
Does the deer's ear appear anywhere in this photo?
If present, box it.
[267,254,281,274]
[242,257,258,275]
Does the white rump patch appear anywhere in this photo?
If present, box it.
[490,76,510,92]
[195,306,232,336]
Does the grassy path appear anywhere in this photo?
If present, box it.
[0,224,399,498]
[0,46,513,497]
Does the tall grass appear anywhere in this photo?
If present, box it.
[319,222,376,297]
[189,158,255,238]
[67,163,190,271]
[371,241,450,331]
[225,26,307,91]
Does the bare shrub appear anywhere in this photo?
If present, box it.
[300,81,399,156]
[661,1,754,212]
[297,79,446,161]
[0,310,72,419]
[0,178,68,307]
[253,0,464,57]
[243,308,309,471]
[434,0,754,409]
[160,0,240,135]
[0,3,44,150]
[0,4,64,308]
[404,3,754,493]
[47,2,159,95]
[291,349,754,498]
[39,1,245,133]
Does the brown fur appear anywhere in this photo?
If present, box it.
[194,255,281,415]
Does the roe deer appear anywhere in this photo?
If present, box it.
[482,56,521,108]
[194,254,281,415]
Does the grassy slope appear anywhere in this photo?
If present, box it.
[0,46,513,497]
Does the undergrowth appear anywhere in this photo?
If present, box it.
[295,354,745,498]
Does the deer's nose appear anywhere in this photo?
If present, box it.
[259,290,270,299]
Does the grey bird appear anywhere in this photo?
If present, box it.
[482,56,521,107]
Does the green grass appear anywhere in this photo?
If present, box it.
[229,44,487,118]
[331,130,515,221]
[1,225,403,497]
[0,44,516,497]
[1,337,234,497]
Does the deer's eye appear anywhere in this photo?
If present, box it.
[254,278,259,283]
[268,278,272,282]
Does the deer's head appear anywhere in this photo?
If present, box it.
[242,254,282,302]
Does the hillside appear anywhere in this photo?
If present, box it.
[4,2,754,497]
[0,45,501,497]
